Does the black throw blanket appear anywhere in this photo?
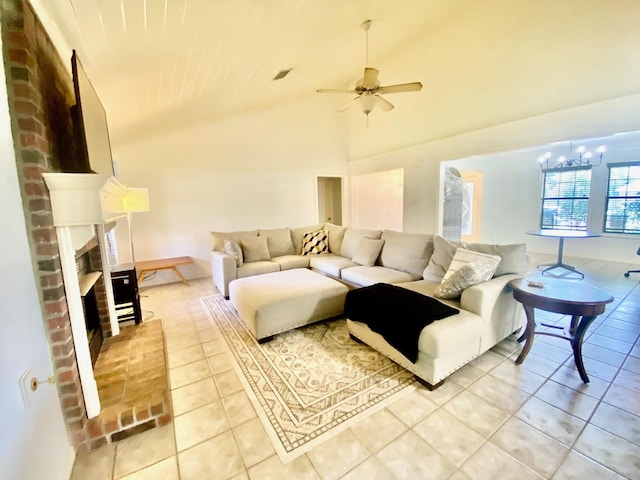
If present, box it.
[344,283,459,363]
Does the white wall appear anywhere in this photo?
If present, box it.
[0,56,73,480]
[445,132,640,263]
[351,168,404,231]
[349,94,640,241]
[112,95,348,283]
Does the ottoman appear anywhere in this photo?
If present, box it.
[228,268,349,342]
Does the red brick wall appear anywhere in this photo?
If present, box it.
[2,0,96,452]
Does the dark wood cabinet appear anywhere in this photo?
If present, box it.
[111,268,142,324]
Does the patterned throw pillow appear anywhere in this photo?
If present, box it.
[434,262,492,299]
[443,248,501,281]
[224,239,243,267]
[302,230,329,255]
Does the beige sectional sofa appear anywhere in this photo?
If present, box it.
[210,223,527,388]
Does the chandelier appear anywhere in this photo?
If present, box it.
[537,143,606,170]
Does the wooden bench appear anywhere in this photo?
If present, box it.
[136,256,193,286]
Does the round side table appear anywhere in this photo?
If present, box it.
[509,277,613,383]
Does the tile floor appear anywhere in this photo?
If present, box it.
[71,253,640,479]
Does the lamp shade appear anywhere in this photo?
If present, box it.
[122,188,150,213]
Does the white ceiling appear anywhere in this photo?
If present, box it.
[31,0,640,160]
[33,0,472,145]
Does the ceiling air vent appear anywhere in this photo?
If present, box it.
[272,68,293,81]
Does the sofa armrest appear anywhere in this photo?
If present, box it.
[460,274,520,317]
[211,251,237,297]
[460,274,525,351]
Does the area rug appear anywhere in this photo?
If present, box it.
[200,294,416,462]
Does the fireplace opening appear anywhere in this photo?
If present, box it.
[82,284,103,367]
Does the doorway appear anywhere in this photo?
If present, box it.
[316,176,343,225]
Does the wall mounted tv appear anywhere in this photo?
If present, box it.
[71,50,114,176]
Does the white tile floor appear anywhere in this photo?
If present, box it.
[71,254,640,479]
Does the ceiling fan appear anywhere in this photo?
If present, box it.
[317,19,423,120]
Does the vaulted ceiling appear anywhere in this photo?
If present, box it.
[33,0,471,143]
[32,0,640,160]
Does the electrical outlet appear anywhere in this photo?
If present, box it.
[18,365,33,410]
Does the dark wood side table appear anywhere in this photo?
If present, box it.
[509,278,613,383]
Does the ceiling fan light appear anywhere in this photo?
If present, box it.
[360,93,378,114]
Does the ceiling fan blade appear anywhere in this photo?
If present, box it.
[337,96,360,112]
[375,94,394,112]
[362,68,379,89]
[317,88,358,94]
[377,82,423,94]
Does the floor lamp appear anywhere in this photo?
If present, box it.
[122,187,151,321]
[122,187,150,267]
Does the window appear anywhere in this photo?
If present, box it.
[604,163,640,234]
[540,167,591,230]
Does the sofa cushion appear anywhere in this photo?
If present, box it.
[323,222,348,254]
[224,239,243,267]
[211,230,257,251]
[309,254,357,278]
[258,228,295,257]
[340,227,383,259]
[380,230,433,276]
[341,266,421,287]
[422,235,465,282]
[291,224,324,254]
[236,260,280,278]
[466,242,528,276]
[302,230,329,255]
[271,255,310,270]
[352,238,385,267]
[240,236,271,263]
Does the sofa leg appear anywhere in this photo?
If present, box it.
[258,335,274,344]
[415,376,444,391]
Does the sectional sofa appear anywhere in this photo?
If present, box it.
[210,223,527,388]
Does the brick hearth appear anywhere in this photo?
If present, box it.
[88,320,171,446]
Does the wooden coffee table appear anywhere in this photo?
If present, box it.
[509,277,613,383]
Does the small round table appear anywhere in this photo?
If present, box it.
[509,278,613,383]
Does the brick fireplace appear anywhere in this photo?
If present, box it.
[1,0,171,451]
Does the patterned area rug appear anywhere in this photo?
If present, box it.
[200,294,416,462]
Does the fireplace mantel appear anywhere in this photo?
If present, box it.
[43,172,130,418]
[43,173,128,250]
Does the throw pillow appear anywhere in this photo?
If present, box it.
[302,230,329,255]
[240,236,271,263]
[434,263,488,299]
[340,227,383,259]
[258,228,295,257]
[223,239,243,267]
[422,235,466,282]
[466,242,528,276]
[443,248,501,281]
[323,222,348,254]
[352,238,385,266]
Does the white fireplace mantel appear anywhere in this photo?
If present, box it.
[43,172,130,418]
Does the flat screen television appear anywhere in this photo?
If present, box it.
[71,50,115,176]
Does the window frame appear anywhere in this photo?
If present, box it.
[603,161,640,235]
[539,165,592,231]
